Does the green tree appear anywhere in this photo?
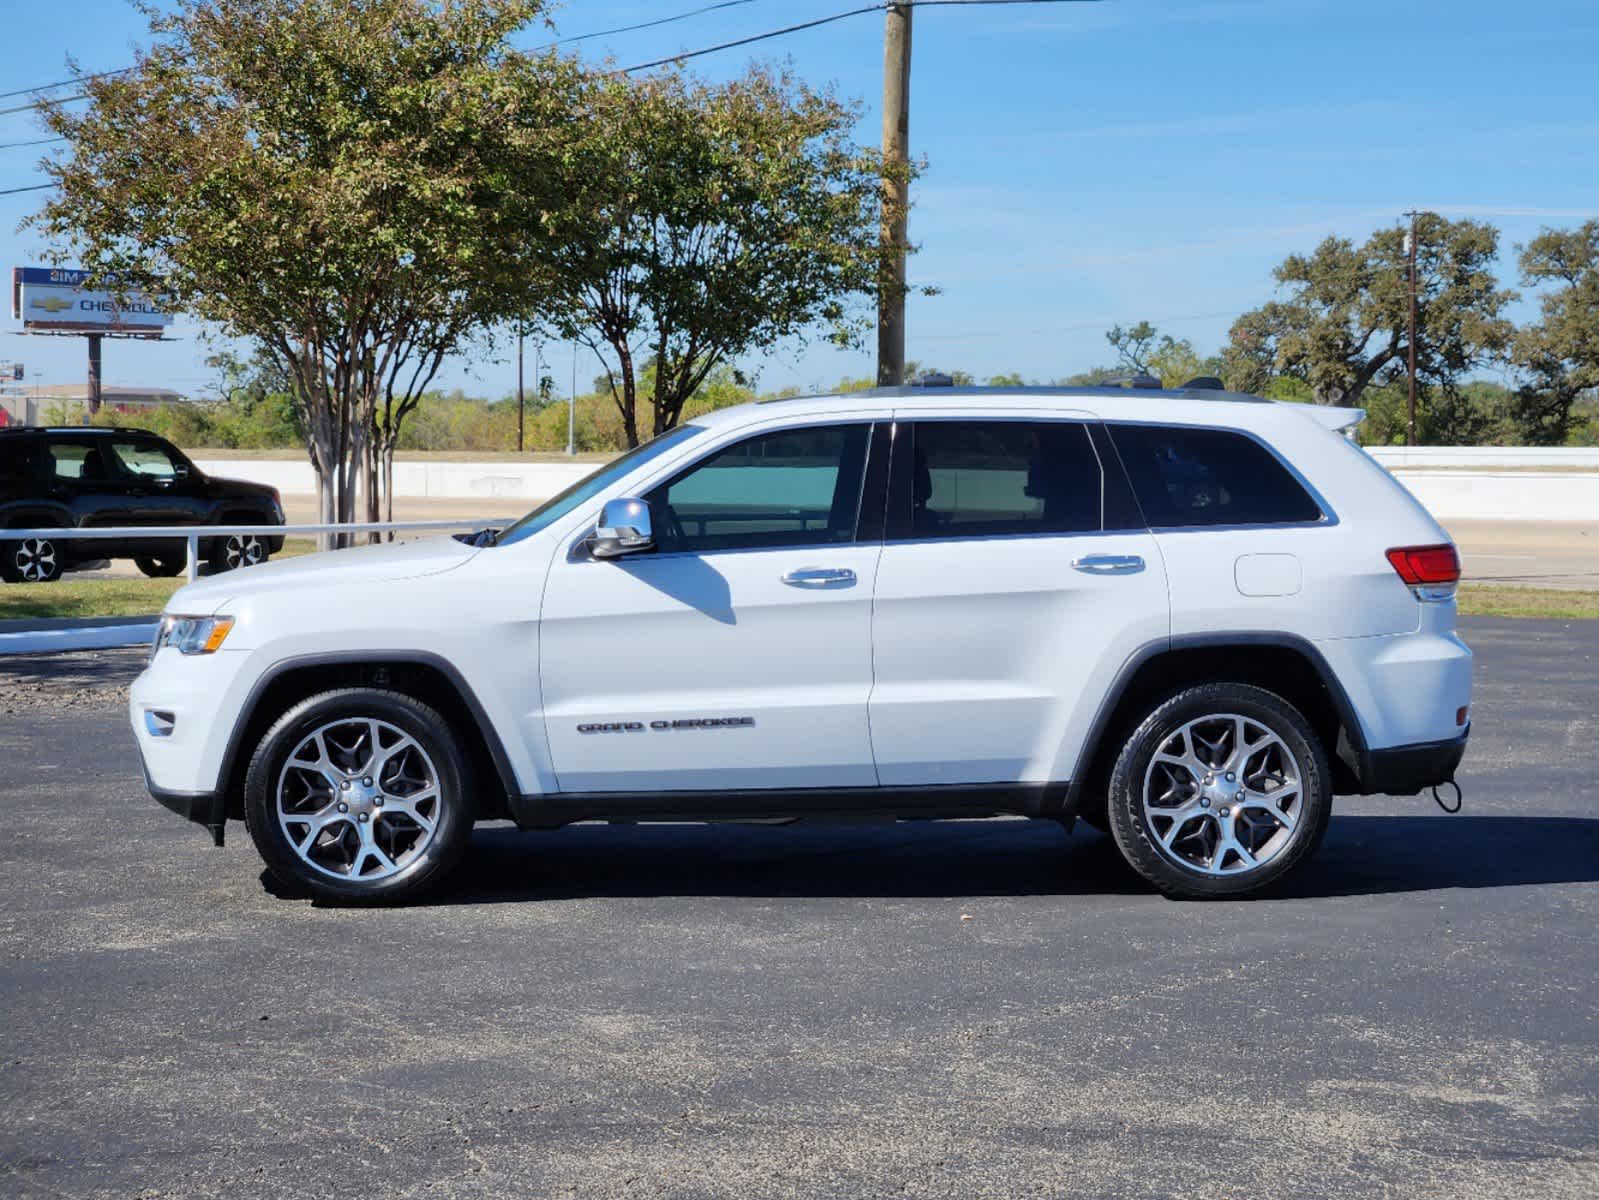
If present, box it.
[1223,216,1517,416]
[31,0,578,536]
[1512,221,1599,445]
[521,65,914,447]
[1104,322,1214,386]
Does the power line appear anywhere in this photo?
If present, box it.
[0,93,86,118]
[0,66,132,103]
[0,182,54,196]
[0,136,65,152]
[620,0,1099,73]
[0,1,776,114]
[536,0,775,49]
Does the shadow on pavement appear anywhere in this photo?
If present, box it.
[291,813,1599,906]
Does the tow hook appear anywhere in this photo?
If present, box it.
[1431,779,1463,814]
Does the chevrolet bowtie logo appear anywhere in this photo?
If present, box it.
[30,295,73,313]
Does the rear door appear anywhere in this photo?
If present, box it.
[868,414,1170,787]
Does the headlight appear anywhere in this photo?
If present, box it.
[151,614,235,662]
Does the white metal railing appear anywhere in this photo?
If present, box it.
[3,518,510,583]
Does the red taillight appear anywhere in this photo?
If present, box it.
[1386,544,1460,586]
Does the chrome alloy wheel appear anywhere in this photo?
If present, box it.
[276,718,442,883]
[1141,713,1303,877]
[223,535,267,569]
[14,538,58,582]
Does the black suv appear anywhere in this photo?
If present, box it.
[0,428,285,583]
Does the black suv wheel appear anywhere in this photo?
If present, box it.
[1107,683,1331,899]
[244,689,473,904]
[1,535,65,584]
[209,532,271,572]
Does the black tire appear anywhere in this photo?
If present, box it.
[134,555,186,578]
[0,535,65,584]
[1106,683,1331,900]
[244,689,473,904]
[208,531,271,573]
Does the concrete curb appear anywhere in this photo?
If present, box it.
[0,615,159,657]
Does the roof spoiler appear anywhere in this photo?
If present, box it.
[1298,405,1365,438]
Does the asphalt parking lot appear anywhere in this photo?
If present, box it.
[1,617,1596,1199]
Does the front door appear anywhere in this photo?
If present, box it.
[538,421,883,795]
[869,416,1170,787]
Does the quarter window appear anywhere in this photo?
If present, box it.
[648,424,871,554]
[1107,423,1323,527]
[904,420,1102,539]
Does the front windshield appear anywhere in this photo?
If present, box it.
[493,424,706,547]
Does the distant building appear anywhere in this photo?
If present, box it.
[0,383,189,428]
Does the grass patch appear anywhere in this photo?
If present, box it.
[0,576,183,621]
[1458,585,1599,619]
[0,539,318,622]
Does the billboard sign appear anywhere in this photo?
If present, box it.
[10,267,172,337]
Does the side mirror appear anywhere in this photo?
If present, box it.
[171,463,191,481]
[589,497,654,559]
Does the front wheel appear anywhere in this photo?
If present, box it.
[243,689,473,903]
[135,555,186,578]
[1107,683,1331,899]
[0,536,65,583]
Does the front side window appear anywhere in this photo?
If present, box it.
[649,424,871,554]
[107,439,182,481]
[1107,423,1323,528]
[903,420,1102,539]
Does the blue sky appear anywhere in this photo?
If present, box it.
[2,0,1595,399]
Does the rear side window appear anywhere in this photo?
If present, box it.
[1107,423,1323,528]
[45,440,101,481]
[901,420,1102,539]
[649,423,871,554]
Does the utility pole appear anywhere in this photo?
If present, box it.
[876,2,912,387]
[1404,209,1419,447]
[516,324,525,453]
[86,333,103,419]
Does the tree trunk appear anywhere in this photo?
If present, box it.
[615,343,640,448]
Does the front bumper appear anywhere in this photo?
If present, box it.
[1360,725,1469,796]
[135,739,225,845]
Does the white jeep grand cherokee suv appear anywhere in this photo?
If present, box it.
[130,384,1471,902]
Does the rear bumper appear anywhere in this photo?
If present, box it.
[1360,726,1469,796]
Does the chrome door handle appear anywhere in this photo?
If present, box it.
[781,567,857,588]
[1072,554,1145,574]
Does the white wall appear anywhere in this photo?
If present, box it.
[193,458,599,501]
[1389,471,1599,522]
[195,453,1599,523]
[1370,446,1599,468]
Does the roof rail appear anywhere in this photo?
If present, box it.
[1097,372,1164,390]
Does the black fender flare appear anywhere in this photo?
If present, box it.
[216,650,522,819]
[1063,632,1373,816]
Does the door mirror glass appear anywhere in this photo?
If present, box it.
[589,497,654,559]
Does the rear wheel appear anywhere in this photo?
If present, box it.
[209,532,270,572]
[244,689,473,904]
[0,536,65,583]
[1107,683,1331,899]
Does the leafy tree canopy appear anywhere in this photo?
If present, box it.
[1512,221,1599,444]
[1222,215,1517,408]
[518,63,916,447]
